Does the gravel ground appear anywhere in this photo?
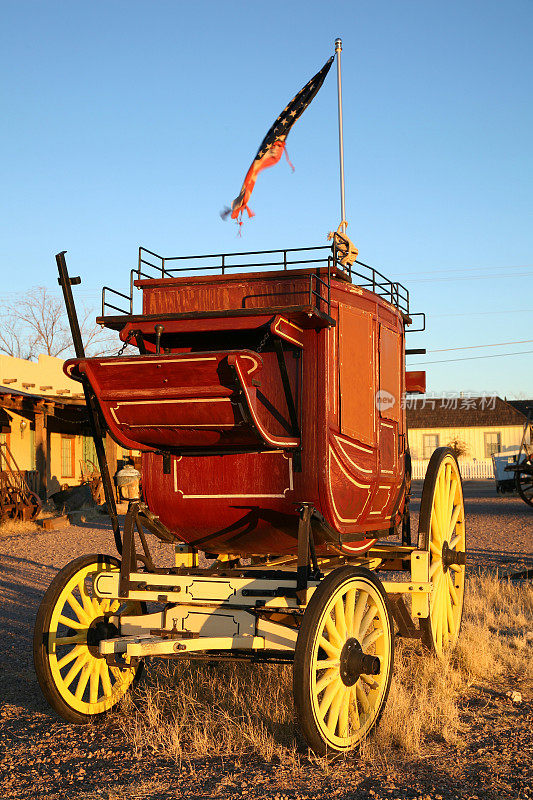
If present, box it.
[0,486,531,800]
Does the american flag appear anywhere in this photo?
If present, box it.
[222,56,334,226]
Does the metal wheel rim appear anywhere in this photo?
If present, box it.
[516,467,533,507]
[309,576,392,750]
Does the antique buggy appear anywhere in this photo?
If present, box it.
[492,417,533,507]
[33,242,466,754]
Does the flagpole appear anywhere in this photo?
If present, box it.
[335,37,347,234]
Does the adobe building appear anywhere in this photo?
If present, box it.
[0,354,132,499]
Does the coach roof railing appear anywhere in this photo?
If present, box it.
[101,244,409,319]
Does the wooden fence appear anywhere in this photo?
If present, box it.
[23,470,39,494]
[411,458,494,480]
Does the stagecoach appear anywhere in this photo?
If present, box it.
[33,240,466,754]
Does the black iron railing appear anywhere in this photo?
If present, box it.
[101,245,410,319]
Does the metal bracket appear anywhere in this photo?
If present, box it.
[406,313,426,332]
[296,503,321,602]
[118,501,168,597]
[273,339,300,438]
[410,550,430,618]
[273,338,302,472]
[387,594,422,639]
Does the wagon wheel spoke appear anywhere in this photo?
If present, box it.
[349,686,361,730]
[447,571,460,607]
[448,505,462,539]
[338,688,350,737]
[316,668,340,694]
[97,598,110,614]
[447,476,457,530]
[344,588,356,637]
[430,559,442,579]
[325,684,346,735]
[430,518,442,550]
[319,677,343,717]
[56,644,84,670]
[446,584,456,637]
[335,598,347,640]
[62,650,91,689]
[362,625,383,649]
[75,661,92,700]
[358,602,378,640]
[355,683,371,715]
[89,658,102,705]
[54,632,86,646]
[352,591,368,638]
[324,615,344,649]
[58,615,86,630]
[316,657,340,669]
[360,674,378,689]
[65,594,92,626]
[449,532,461,551]
[100,660,113,697]
[318,635,340,659]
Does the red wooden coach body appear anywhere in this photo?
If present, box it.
[65,244,418,557]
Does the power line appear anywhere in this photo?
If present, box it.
[431,308,533,318]
[411,349,533,365]
[407,271,533,284]
[402,264,533,276]
[428,339,533,353]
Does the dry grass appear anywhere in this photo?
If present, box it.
[120,573,533,765]
[0,517,39,538]
[455,571,533,684]
[371,641,464,756]
[120,660,300,765]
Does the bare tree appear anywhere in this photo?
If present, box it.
[447,437,469,459]
[0,287,117,360]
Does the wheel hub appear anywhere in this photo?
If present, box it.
[441,540,451,574]
[339,638,380,686]
[87,617,119,658]
[441,540,466,572]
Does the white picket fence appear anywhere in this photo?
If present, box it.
[411,458,494,480]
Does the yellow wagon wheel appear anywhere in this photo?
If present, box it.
[418,448,466,655]
[293,567,394,755]
[33,554,144,724]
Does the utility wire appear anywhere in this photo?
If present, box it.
[408,271,533,284]
[427,339,533,353]
[411,349,533,365]
[401,264,532,276]
[432,308,533,318]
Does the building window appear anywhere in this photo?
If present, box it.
[423,434,439,460]
[83,435,98,468]
[61,435,75,478]
[484,431,502,459]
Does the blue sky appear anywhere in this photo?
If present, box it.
[1,0,532,397]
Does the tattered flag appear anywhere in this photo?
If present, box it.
[222,56,334,227]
